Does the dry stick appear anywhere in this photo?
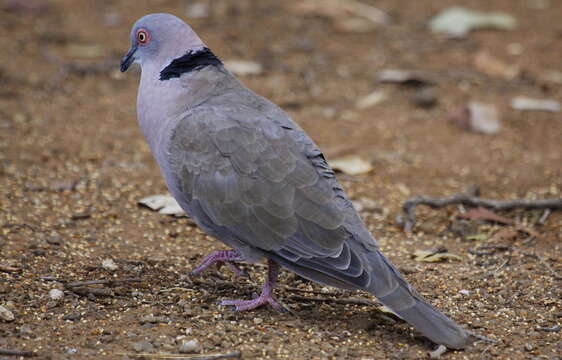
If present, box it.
[290,295,378,307]
[0,264,21,274]
[538,209,551,225]
[402,194,562,232]
[283,286,346,297]
[65,278,142,288]
[0,348,35,357]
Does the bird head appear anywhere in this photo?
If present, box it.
[120,13,204,73]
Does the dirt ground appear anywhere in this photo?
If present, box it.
[1,0,561,359]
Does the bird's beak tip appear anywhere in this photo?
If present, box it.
[120,45,137,73]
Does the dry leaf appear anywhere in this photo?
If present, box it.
[511,97,561,112]
[448,102,501,134]
[473,51,519,79]
[413,249,462,262]
[0,304,15,322]
[138,194,185,216]
[223,60,263,76]
[429,7,516,37]
[459,206,514,225]
[329,156,373,175]
[356,90,386,109]
[489,227,518,242]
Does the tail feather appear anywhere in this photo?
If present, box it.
[368,251,472,349]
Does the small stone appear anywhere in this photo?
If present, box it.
[102,258,118,271]
[18,325,33,336]
[459,289,470,296]
[63,313,81,321]
[0,305,15,322]
[46,234,62,245]
[49,289,64,300]
[524,343,534,351]
[132,340,154,353]
[412,87,437,108]
[46,301,59,309]
[32,249,46,256]
[179,339,199,354]
[253,317,263,325]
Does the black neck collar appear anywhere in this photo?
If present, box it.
[160,47,222,81]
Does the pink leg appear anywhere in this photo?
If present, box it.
[191,249,249,278]
[219,259,287,313]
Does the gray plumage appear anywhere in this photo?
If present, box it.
[121,13,472,349]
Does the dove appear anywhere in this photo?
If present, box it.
[120,13,472,349]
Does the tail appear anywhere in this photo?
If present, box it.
[365,250,472,349]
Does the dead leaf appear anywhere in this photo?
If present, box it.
[459,207,514,225]
[511,97,561,112]
[429,7,516,37]
[413,248,462,262]
[223,60,263,76]
[489,227,518,242]
[138,194,185,216]
[473,51,519,79]
[448,102,501,135]
[355,90,386,109]
[329,156,373,175]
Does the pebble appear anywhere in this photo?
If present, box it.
[132,340,154,353]
[63,313,81,321]
[253,317,263,325]
[49,289,64,300]
[0,305,15,322]
[459,289,470,296]
[179,339,199,353]
[46,234,62,245]
[102,258,118,271]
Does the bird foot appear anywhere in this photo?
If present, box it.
[219,292,288,313]
[191,249,248,278]
[218,259,286,313]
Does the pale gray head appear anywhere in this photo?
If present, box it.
[120,13,205,72]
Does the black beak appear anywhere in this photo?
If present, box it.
[120,44,138,72]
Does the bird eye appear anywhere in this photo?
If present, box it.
[136,29,149,44]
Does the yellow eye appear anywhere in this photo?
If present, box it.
[137,29,149,44]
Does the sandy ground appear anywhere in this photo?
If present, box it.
[0,0,560,359]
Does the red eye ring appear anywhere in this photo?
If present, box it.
[136,29,149,44]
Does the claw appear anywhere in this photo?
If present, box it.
[216,259,286,313]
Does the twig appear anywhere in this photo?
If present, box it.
[473,258,511,280]
[0,348,35,357]
[536,325,560,332]
[290,295,378,307]
[468,244,511,256]
[116,350,241,359]
[65,278,141,288]
[0,264,21,274]
[537,209,551,225]
[283,286,346,297]
[429,344,447,359]
[401,194,562,232]
[468,331,499,343]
